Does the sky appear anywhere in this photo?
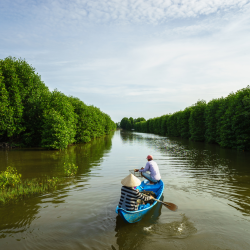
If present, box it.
[1,0,250,122]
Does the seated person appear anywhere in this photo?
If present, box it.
[118,174,153,211]
[135,155,161,185]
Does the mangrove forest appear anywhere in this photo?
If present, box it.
[120,86,250,151]
[0,57,116,149]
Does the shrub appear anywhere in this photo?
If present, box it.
[41,109,70,149]
[63,162,78,176]
[0,166,21,189]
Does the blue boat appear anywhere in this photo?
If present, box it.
[115,179,164,223]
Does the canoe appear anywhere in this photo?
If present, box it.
[115,179,164,223]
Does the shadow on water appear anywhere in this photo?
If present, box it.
[113,199,163,250]
[0,132,115,238]
[113,197,197,250]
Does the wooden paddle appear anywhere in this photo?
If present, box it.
[153,198,178,211]
[146,196,178,212]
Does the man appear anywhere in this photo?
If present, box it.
[135,155,161,185]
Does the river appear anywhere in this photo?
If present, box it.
[0,130,250,250]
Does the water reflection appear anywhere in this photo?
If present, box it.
[0,132,114,240]
[1,130,250,250]
[0,132,114,178]
[120,131,250,216]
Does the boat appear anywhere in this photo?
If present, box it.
[115,179,164,223]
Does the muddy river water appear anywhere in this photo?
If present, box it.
[0,130,250,250]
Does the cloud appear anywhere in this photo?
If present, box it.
[1,0,250,121]
[1,0,250,27]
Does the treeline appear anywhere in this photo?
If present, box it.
[120,117,146,130]
[0,57,116,149]
[120,86,250,151]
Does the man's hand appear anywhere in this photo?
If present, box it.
[150,195,154,200]
[134,167,144,172]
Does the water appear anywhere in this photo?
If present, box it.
[0,130,250,250]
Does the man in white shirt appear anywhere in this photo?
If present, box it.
[135,155,161,185]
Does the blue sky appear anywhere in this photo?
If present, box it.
[1,0,250,122]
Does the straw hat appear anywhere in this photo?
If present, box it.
[121,174,141,187]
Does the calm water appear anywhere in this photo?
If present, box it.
[1,130,250,250]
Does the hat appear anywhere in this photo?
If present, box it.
[146,155,153,160]
[121,174,141,187]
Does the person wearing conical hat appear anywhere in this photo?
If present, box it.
[118,174,153,211]
[135,155,161,185]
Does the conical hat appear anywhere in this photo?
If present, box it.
[121,174,141,187]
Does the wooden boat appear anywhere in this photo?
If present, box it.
[115,179,164,223]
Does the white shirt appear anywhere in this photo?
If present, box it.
[139,160,161,181]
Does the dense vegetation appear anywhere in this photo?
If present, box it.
[120,86,250,151]
[0,57,116,149]
[120,117,146,130]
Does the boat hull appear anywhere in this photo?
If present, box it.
[116,179,164,223]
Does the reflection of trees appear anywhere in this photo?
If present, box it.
[0,131,114,178]
[0,132,115,237]
[114,201,162,250]
[120,130,145,143]
[0,201,40,237]
[44,131,114,177]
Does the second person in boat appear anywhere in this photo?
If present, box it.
[135,155,161,185]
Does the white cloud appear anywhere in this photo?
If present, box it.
[1,0,250,121]
[2,0,250,26]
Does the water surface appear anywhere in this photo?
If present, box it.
[0,130,250,250]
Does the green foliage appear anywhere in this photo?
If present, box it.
[167,112,181,137]
[205,98,222,143]
[219,87,250,150]
[0,176,59,205]
[217,95,235,148]
[120,117,131,130]
[0,57,116,149]
[0,166,21,189]
[0,70,14,136]
[63,162,78,176]
[134,117,146,123]
[130,86,250,151]
[189,100,206,141]
[40,90,77,149]
[0,57,24,137]
[178,107,192,138]
[120,117,146,130]
[160,115,168,135]
[41,109,70,149]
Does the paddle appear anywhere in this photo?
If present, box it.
[146,196,178,212]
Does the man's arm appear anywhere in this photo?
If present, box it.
[135,162,150,172]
